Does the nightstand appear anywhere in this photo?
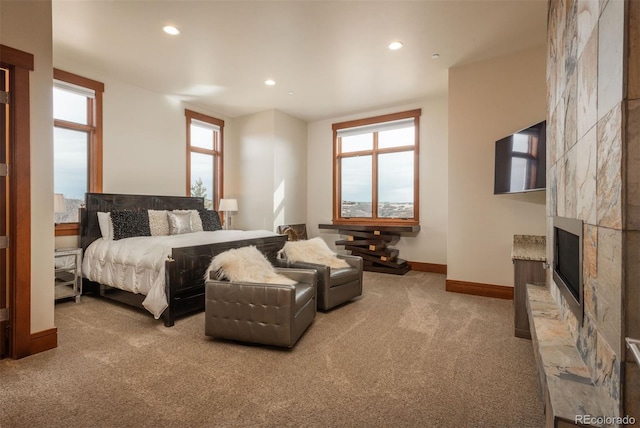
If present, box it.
[55,247,82,303]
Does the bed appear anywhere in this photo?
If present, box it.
[80,193,288,327]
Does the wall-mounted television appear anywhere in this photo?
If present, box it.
[494,120,546,194]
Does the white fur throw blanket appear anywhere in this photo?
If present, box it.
[281,237,350,269]
[205,246,296,285]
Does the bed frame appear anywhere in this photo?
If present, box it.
[80,192,288,327]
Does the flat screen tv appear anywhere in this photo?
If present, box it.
[494,120,546,194]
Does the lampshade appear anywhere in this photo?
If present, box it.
[218,198,238,212]
[54,193,66,213]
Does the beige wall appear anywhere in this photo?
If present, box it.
[1,0,55,333]
[231,110,276,230]
[230,109,307,231]
[52,58,308,235]
[49,61,231,199]
[49,62,231,251]
[306,95,448,264]
[273,110,308,229]
[102,81,186,195]
[448,45,547,287]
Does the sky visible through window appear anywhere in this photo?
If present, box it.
[341,128,414,203]
[53,87,89,201]
[340,126,415,219]
[191,152,213,201]
[53,128,88,200]
[190,122,216,208]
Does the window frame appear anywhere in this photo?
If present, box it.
[53,69,104,236]
[332,109,421,226]
[185,109,224,210]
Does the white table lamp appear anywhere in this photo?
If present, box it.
[218,198,238,230]
[54,193,65,224]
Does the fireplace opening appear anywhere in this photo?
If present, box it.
[552,216,583,322]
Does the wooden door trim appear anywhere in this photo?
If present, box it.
[0,45,33,71]
[0,66,7,358]
[1,44,34,358]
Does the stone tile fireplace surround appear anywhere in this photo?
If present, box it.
[544,0,639,422]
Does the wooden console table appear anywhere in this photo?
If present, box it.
[512,235,546,339]
[319,224,419,275]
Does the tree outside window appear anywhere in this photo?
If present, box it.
[186,110,223,210]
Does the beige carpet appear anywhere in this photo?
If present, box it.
[0,271,545,428]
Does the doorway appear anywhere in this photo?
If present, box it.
[1,44,37,359]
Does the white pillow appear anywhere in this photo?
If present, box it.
[206,246,296,285]
[281,237,350,269]
[173,209,203,232]
[148,210,170,236]
[97,212,113,240]
[167,211,193,235]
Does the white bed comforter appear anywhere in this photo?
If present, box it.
[82,230,279,318]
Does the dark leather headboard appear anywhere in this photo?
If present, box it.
[80,193,205,252]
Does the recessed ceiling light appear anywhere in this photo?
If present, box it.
[388,41,403,51]
[288,91,294,95]
[265,79,276,86]
[163,25,180,35]
[432,53,440,59]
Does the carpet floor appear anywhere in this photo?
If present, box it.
[0,271,545,427]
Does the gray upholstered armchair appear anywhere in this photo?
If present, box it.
[276,254,363,311]
[205,268,317,348]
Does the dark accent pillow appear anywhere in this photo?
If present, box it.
[111,210,151,240]
[199,209,222,231]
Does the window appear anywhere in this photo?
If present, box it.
[186,110,224,209]
[53,69,104,236]
[333,109,421,225]
[510,132,540,192]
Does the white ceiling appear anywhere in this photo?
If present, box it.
[52,0,548,122]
